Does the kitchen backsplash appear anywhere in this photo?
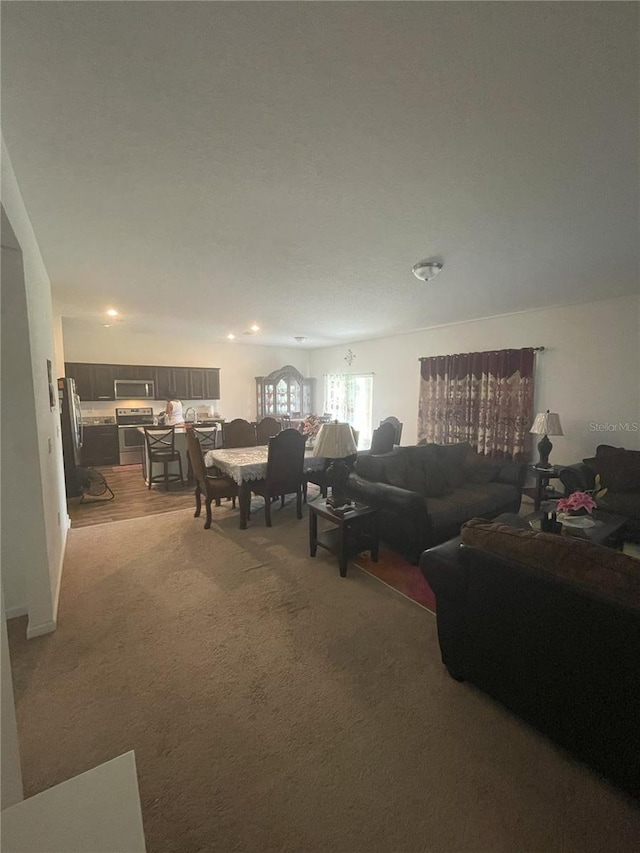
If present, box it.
[80,398,222,418]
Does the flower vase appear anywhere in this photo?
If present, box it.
[568,508,589,517]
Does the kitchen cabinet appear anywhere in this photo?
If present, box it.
[204,368,220,400]
[256,365,314,420]
[92,365,116,400]
[66,362,221,401]
[80,424,119,467]
[65,363,92,401]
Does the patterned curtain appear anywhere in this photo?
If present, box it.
[417,348,535,460]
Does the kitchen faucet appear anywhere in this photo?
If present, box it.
[184,406,197,423]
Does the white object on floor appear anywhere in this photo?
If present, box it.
[0,751,146,853]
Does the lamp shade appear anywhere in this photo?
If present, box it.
[313,422,357,459]
[530,411,563,436]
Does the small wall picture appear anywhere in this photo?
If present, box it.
[47,359,56,409]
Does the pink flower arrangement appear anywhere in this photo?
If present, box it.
[556,491,597,514]
[301,413,322,438]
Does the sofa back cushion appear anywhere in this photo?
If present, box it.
[582,445,640,492]
[405,444,449,497]
[436,442,472,489]
[460,517,640,610]
[463,449,501,485]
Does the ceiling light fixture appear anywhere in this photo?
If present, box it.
[294,336,307,344]
[412,260,443,282]
[106,309,119,316]
[227,333,235,340]
[250,324,260,332]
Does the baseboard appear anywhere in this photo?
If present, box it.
[51,522,69,620]
[5,605,27,620]
[26,619,56,639]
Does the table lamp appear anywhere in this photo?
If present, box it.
[313,421,357,509]
[530,409,563,469]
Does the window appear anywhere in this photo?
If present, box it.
[323,374,373,449]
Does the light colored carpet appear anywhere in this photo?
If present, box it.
[8,501,640,853]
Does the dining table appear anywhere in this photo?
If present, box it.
[203,446,326,529]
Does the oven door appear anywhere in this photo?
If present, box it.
[118,426,146,464]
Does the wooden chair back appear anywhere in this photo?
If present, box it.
[222,418,257,448]
[256,417,282,445]
[186,428,208,490]
[379,416,403,446]
[370,421,396,455]
[191,425,217,452]
[265,429,306,495]
[143,425,177,457]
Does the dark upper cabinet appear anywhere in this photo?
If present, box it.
[188,369,205,399]
[204,369,220,400]
[92,365,116,400]
[154,367,173,400]
[67,362,220,401]
[65,363,94,401]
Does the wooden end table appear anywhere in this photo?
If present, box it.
[309,501,379,577]
[525,464,566,510]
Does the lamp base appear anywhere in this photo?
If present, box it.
[537,434,553,468]
[325,459,352,509]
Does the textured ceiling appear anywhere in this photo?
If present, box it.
[2,1,638,347]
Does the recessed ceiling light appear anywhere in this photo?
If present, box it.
[412,260,443,282]
[250,324,260,332]
[227,333,235,340]
[102,324,111,328]
[106,309,119,316]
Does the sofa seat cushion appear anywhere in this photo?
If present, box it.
[426,482,519,531]
[461,517,640,610]
[598,491,640,521]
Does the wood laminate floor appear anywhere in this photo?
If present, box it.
[67,464,196,528]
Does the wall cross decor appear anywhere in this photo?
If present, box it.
[344,349,355,366]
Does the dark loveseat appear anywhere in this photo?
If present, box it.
[559,444,640,541]
[421,516,640,799]
[346,442,526,563]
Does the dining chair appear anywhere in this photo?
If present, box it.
[186,429,238,528]
[222,418,257,448]
[256,417,282,446]
[143,426,184,490]
[192,425,218,452]
[250,429,306,526]
[379,416,403,446]
[369,421,396,455]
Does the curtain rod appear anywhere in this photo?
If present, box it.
[419,347,545,361]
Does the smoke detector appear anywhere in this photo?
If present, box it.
[412,260,443,282]
[294,336,307,343]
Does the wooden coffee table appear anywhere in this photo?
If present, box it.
[525,508,628,548]
[309,501,379,577]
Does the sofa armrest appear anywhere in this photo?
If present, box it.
[346,473,426,518]
[420,538,467,599]
[558,463,594,494]
[495,461,527,490]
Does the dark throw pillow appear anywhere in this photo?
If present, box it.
[403,445,448,497]
[463,449,501,485]
[583,447,640,492]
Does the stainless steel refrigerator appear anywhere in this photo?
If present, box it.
[58,377,84,497]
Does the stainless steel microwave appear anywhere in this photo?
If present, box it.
[114,379,155,400]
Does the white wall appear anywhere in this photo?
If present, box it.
[62,324,312,421]
[309,294,640,465]
[1,139,68,636]
[1,591,23,808]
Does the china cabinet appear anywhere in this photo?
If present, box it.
[255,365,314,420]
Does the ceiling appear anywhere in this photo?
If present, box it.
[2,2,638,348]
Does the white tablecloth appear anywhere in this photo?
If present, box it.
[204,446,325,484]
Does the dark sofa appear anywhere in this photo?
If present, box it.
[559,444,640,541]
[346,442,526,563]
[420,516,640,799]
